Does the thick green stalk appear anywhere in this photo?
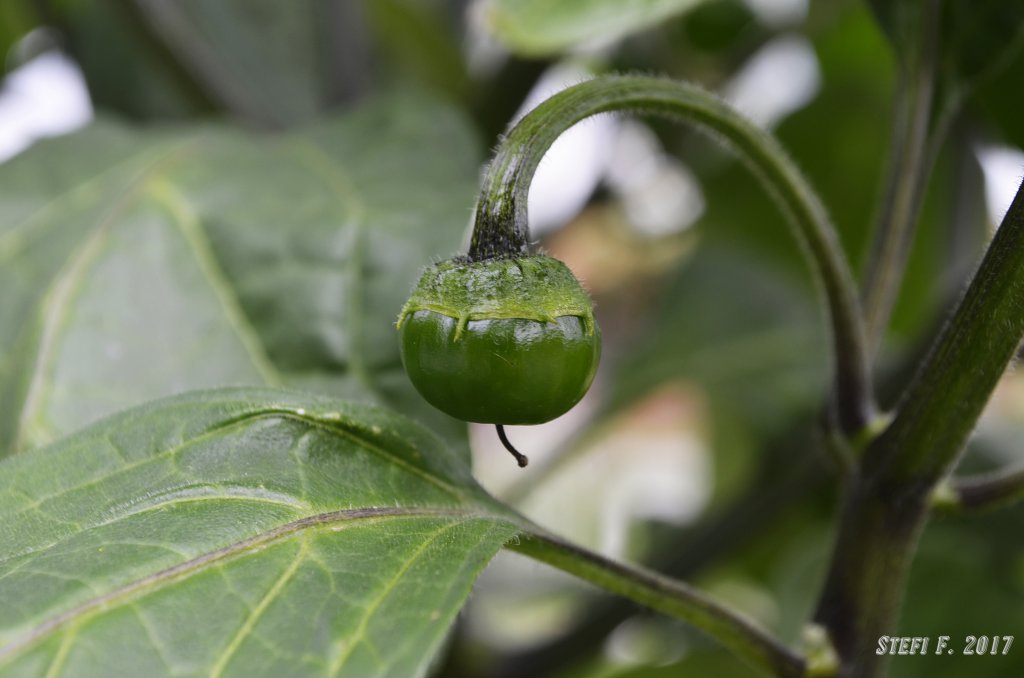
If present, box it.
[860,0,941,349]
[814,179,1024,676]
[872,180,1024,481]
[471,74,873,435]
[509,527,806,678]
[812,479,929,677]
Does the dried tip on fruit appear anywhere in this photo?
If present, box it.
[496,425,528,467]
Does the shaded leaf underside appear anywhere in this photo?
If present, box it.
[0,90,479,457]
[868,0,1024,93]
[0,389,519,678]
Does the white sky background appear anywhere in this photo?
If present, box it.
[516,32,825,239]
[977,145,1024,226]
[0,47,92,162]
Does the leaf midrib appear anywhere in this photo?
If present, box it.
[288,140,379,400]
[0,407,471,568]
[146,177,283,387]
[0,506,514,667]
[325,520,457,676]
[8,140,204,453]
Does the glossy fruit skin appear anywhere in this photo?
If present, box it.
[397,255,600,425]
[401,312,600,424]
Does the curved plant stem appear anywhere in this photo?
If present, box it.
[814,179,1024,675]
[471,74,873,435]
[489,335,936,678]
[488,424,826,678]
[508,526,807,678]
[933,463,1024,513]
[860,0,941,349]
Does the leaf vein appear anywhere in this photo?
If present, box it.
[208,538,310,677]
[326,521,461,676]
[289,141,379,400]
[0,507,507,666]
[10,141,203,453]
[146,177,283,387]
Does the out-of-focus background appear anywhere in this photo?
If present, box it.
[1,1,1022,676]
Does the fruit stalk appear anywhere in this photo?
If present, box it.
[471,75,874,436]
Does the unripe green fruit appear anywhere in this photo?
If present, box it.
[397,255,600,425]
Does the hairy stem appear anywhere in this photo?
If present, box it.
[509,527,806,678]
[873,180,1024,481]
[814,179,1024,676]
[860,0,941,349]
[489,424,826,678]
[472,74,873,435]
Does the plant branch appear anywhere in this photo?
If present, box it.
[814,178,1024,676]
[485,424,826,678]
[485,329,943,678]
[933,463,1024,513]
[508,526,807,678]
[472,74,873,435]
[860,0,941,349]
[872,179,1024,482]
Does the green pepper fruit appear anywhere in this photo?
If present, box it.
[397,255,600,427]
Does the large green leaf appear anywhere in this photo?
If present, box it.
[0,388,520,677]
[482,0,707,56]
[127,0,325,125]
[0,91,480,456]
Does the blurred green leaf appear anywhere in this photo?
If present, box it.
[128,0,326,125]
[612,647,758,677]
[678,0,757,56]
[865,0,926,53]
[365,0,470,103]
[0,388,519,677]
[610,246,827,438]
[597,246,826,505]
[0,1,36,71]
[482,0,708,56]
[690,3,892,281]
[691,3,971,346]
[975,45,1024,148]
[0,91,479,456]
[938,1,1024,85]
[38,1,215,121]
[868,0,1024,96]
[54,1,336,124]
[887,507,1024,677]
